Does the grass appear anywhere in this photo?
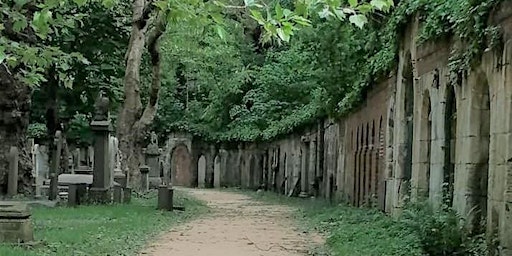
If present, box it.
[0,190,207,256]
[238,189,424,256]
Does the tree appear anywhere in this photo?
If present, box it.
[0,0,118,193]
[116,0,394,185]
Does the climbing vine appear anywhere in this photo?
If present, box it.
[154,0,506,142]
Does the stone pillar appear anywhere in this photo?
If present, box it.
[49,131,62,201]
[139,165,150,192]
[89,91,112,204]
[299,136,309,198]
[68,183,86,207]
[7,147,19,197]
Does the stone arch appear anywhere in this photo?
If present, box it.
[417,89,432,198]
[403,52,415,194]
[171,144,192,187]
[444,83,457,206]
[197,155,206,188]
[213,154,221,188]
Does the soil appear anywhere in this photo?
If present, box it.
[140,188,324,256]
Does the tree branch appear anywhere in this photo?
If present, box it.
[133,11,167,131]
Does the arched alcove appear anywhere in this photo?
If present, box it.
[214,155,221,188]
[171,144,192,187]
[197,155,206,188]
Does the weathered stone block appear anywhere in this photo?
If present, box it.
[0,203,33,243]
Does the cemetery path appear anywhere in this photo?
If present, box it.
[140,188,324,256]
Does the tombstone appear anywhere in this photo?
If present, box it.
[145,132,161,188]
[73,148,80,171]
[88,146,94,168]
[49,131,62,201]
[0,202,33,243]
[157,185,173,211]
[7,147,19,197]
[108,136,118,188]
[123,187,132,204]
[113,184,122,203]
[198,155,206,188]
[68,183,87,207]
[139,165,150,192]
[34,145,49,198]
[89,90,112,204]
[214,155,221,188]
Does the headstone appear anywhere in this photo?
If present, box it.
[157,185,173,211]
[198,155,206,188]
[34,145,49,198]
[109,136,117,188]
[145,132,161,188]
[123,187,131,204]
[0,202,33,243]
[139,165,150,192]
[89,90,112,204]
[73,148,80,171]
[113,185,122,203]
[49,131,62,201]
[7,147,19,197]
[214,155,221,188]
[68,183,87,207]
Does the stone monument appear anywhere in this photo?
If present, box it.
[0,202,33,243]
[7,147,18,198]
[89,90,112,203]
[145,132,161,188]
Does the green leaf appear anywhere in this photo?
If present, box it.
[348,0,358,8]
[370,0,387,10]
[73,0,87,6]
[349,14,367,29]
[13,18,28,33]
[244,0,255,7]
[211,13,224,24]
[154,0,168,10]
[250,10,265,25]
[215,25,227,41]
[357,4,373,13]
[0,46,5,64]
[276,27,290,42]
[275,3,283,20]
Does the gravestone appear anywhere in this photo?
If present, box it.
[0,202,33,243]
[49,131,62,201]
[7,147,19,197]
[68,183,87,207]
[139,165,150,192]
[34,145,49,198]
[198,155,206,188]
[113,184,122,203]
[157,185,173,211]
[145,132,161,188]
[109,136,118,188]
[214,155,221,188]
[89,90,112,204]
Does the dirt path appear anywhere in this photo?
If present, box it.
[141,188,324,256]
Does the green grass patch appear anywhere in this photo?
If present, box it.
[238,189,423,256]
[0,190,207,256]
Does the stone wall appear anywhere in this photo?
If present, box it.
[163,3,512,253]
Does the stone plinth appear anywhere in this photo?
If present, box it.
[88,187,111,204]
[0,202,33,243]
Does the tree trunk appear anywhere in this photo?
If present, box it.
[0,65,32,195]
[117,1,166,188]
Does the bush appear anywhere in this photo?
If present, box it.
[27,122,47,140]
[399,200,489,256]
